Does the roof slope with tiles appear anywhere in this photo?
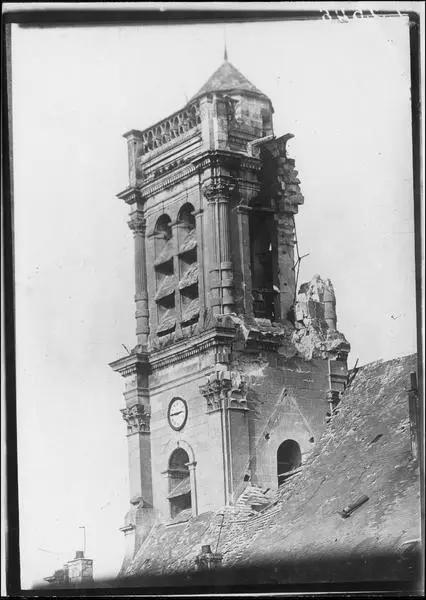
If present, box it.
[121,353,421,584]
[190,59,267,101]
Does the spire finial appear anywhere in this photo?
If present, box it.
[223,29,228,61]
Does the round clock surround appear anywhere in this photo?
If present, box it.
[167,397,188,431]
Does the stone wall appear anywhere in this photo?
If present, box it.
[120,354,421,586]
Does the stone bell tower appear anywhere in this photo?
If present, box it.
[110,55,350,568]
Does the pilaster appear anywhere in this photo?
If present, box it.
[123,130,144,187]
[110,354,153,506]
[194,206,206,321]
[128,209,149,347]
[171,219,183,337]
[203,179,236,315]
[199,369,249,504]
[236,203,254,316]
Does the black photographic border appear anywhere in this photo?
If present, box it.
[2,5,423,597]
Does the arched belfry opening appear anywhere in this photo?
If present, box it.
[167,448,192,518]
[177,203,199,327]
[154,214,175,337]
[277,439,301,486]
[249,211,278,321]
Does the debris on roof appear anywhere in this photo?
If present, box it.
[119,353,420,585]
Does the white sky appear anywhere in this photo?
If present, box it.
[10,14,417,588]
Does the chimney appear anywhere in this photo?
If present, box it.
[195,544,223,570]
[65,549,94,586]
[43,549,94,587]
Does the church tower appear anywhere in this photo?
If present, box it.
[110,56,350,567]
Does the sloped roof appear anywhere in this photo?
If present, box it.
[120,353,421,586]
[191,60,267,101]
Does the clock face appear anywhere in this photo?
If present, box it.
[167,398,188,431]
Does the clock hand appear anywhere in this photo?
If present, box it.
[170,411,183,417]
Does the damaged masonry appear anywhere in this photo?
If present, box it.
[108,56,420,586]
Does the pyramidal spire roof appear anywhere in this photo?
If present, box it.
[190,59,267,101]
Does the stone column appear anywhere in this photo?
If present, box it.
[186,461,198,516]
[218,190,234,314]
[121,402,152,505]
[203,180,235,315]
[236,203,253,316]
[171,220,183,336]
[199,370,249,505]
[194,207,206,319]
[128,209,149,347]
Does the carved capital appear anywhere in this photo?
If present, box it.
[121,404,150,434]
[128,211,146,235]
[203,179,236,203]
[199,378,231,411]
[199,371,248,413]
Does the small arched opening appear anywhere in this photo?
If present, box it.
[277,439,302,486]
[177,203,196,250]
[167,448,192,518]
[154,214,172,256]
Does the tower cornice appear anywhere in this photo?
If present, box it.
[116,186,144,206]
[149,326,236,371]
[192,149,261,172]
[123,150,262,202]
[109,352,150,377]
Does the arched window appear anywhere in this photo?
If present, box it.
[178,203,195,231]
[154,214,172,253]
[177,203,199,327]
[154,214,175,336]
[277,439,301,486]
[167,448,192,518]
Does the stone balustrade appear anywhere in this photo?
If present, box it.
[140,101,201,154]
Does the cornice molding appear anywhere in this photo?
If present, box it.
[109,352,149,377]
[192,149,259,172]
[149,326,236,371]
[116,187,144,206]
[120,150,262,202]
[140,164,197,198]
